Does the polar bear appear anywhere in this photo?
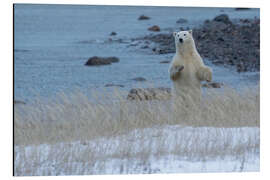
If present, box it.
[169,30,212,103]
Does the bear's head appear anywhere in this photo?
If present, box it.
[173,30,195,52]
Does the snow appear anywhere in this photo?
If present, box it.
[14,125,259,176]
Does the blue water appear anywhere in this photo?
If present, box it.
[14,4,260,102]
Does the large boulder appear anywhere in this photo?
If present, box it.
[14,100,26,105]
[110,32,117,36]
[213,14,232,24]
[131,77,147,81]
[176,18,188,24]
[138,15,150,20]
[85,56,119,66]
[235,8,250,11]
[105,83,124,88]
[160,60,170,64]
[202,82,224,88]
[148,25,160,32]
[127,82,224,100]
[127,87,171,100]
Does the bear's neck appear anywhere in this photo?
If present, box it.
[176,41,198,58]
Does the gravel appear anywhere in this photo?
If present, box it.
[133,14,260,72]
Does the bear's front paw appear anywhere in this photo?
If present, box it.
[175,65,184,73]
[170,65,184,81]
[204,68,212,82]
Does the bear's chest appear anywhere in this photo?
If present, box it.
[181,61,198,78]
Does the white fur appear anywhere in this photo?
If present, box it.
[169,30,212,102]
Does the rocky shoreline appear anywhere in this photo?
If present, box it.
[133,14,260,72]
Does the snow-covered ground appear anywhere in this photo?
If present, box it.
[14,125,259,176]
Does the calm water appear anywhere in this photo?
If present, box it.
[14,4,260,102]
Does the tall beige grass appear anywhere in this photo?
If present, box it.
[14,86,259,146]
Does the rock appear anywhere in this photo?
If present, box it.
[108,57,120,63]
[202,20,229,31]
[105,83,124,88]
[160,60,170,64]
[240,19,250,23]
[176,18,188,24]
[148,25,160,32]
[204,19,210,24]
[131,77,147,81]
[202,82,224,88]
[235,8,250,11]
[110,32,117,36]
[217,37,224,41]
[129,41,139,46]
[85,56,119,66]
[127,87,171,100]
[141,45,149,49]
[213,14,232,24]
[14,100,26,105]
[138,15,150,20]
[14,49,30,52]
[237,62,246,72]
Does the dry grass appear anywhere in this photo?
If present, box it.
[14,86,260,175]
[14,86,259,146]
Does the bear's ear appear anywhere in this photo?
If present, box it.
[173,32,177,37]
[188,30,193,35]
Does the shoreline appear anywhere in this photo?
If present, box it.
[131,14,260,73]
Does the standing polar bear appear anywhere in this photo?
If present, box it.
[169,30,212,102]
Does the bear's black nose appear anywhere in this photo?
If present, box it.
[179,38,183,43]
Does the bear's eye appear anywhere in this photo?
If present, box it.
[184,34,186,36]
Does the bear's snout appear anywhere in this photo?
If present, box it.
[179,38,183,43]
